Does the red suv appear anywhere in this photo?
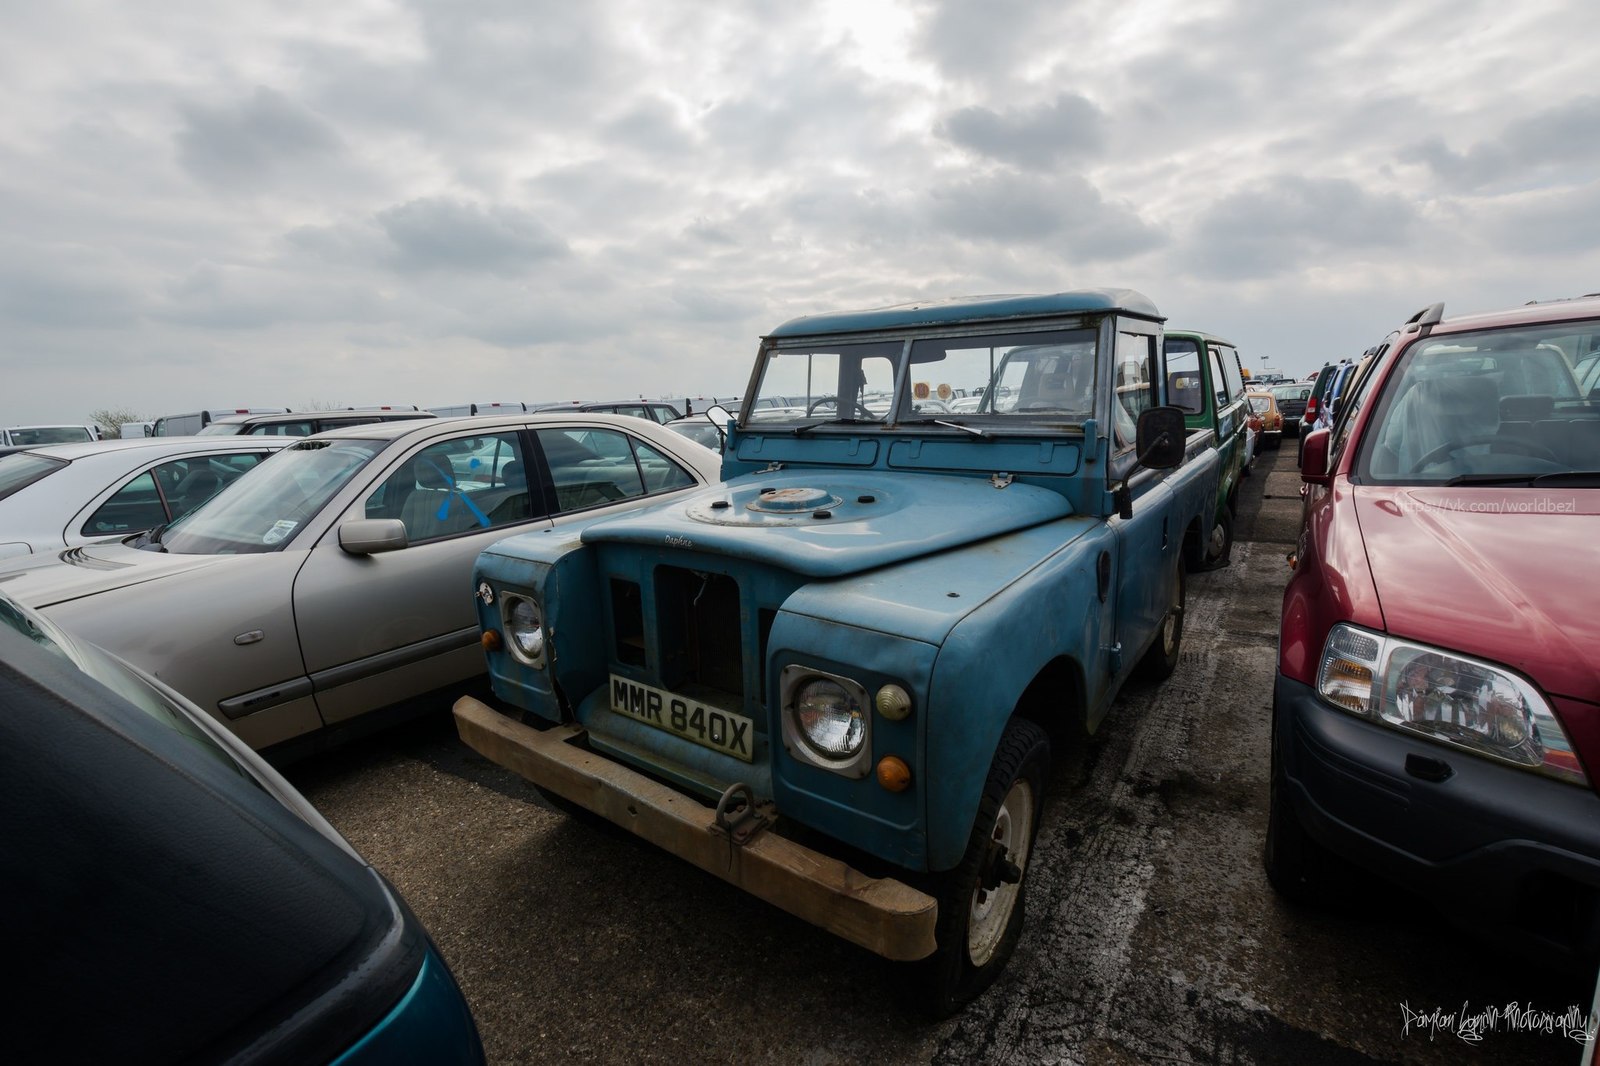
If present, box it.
[1268,296,1600,963]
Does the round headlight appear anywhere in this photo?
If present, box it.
[793,678,865,758]
[506,597,545,663]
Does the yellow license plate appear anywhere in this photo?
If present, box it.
[607,675,754,762]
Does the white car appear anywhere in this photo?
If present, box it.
[0,413,723,753]
[0,437,293,560]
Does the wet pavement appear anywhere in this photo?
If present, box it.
[289,443,1594,1065]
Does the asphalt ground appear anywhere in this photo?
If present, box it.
[289,442,1596,1065]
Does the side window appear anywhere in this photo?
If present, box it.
[247,421,315,436]
[1162,338,1204,415]
[1216,346,1246,402]
[538,427,647,513]
[1114,332,1154,448]
[80,471,169,536]
[364,432,533,542]
[632,438,696,493]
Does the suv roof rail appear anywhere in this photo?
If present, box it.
[1402,302,1445,337]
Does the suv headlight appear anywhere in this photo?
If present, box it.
[780,666,870,777]
[503,595,546,667]
[1318,623,1586,786]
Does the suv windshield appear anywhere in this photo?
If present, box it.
[7,426,92,445]
[156,439,387,554]
[746,327,1099,429]
[1360,324,1599,483]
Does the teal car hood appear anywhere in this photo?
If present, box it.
[580,470,1073,578]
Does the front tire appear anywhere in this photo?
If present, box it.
[920,717,1050,1017]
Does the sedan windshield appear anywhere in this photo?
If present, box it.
[157,439,387,554]
[1360,325,1600,483]
[746,327,1099,429]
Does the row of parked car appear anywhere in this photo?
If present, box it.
[3,289,1596,1041]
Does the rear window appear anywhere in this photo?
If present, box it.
[0,453,67,501]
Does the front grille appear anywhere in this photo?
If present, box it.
[656,566,744,701]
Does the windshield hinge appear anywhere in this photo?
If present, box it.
[761,461,784,473]
[990,472,1014,489]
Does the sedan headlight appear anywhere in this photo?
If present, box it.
[780,666,870,777]
[503,595,546,667]
[1318,623,1586,786]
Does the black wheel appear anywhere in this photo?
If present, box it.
[1133,557,1184,683]
[1198,505,1234,571]
[1262,722,1353,904]
[920,717,1050,1017]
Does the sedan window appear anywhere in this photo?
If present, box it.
[157,440,387,554]
[364,432,535,543]
[0,453,67,502]
[536,428,695,513]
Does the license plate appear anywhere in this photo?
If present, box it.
[608,674,754,763]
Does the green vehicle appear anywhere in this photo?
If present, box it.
[1163,329,1251,569]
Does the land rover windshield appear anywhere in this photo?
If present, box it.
[1358,324,1600,484]
[745,327,1099,430]
[151,438,387,554]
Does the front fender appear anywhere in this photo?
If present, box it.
[923,528,1109,870]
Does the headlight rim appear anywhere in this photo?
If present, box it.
[779,664,872,779]
[501,593,546,668]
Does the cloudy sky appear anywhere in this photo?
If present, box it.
[3,0,1598,427]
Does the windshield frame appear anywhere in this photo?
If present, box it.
[154,438,388,555]
[740,317,1108,435]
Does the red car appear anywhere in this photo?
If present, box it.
[1268,295,1600,963]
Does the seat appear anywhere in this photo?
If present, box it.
[1386,375,1500,473]
[169,467,223,519]
[399,460,454,541]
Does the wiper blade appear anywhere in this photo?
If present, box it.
[897,417,991,438]
[1531,471,1600,487]
[1441,474,1536,486]
[792,418,880,436]
[133,522,169,553]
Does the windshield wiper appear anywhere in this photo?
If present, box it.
[1442,474,1536,486]
[1531,471,1600,487]
[792,418,881,437]
[134,522,169,553]
[897,417,991,438]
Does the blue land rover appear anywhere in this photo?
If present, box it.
[454,290,1218,1013]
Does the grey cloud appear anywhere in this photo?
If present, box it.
[924,173,1167,261]
[1188,176,1414,279]
[176,87,341,187]
[155,262,389,330]
[938,94,1106,169]
[376,198,568,275]
[911,0,1061,81]
[604,97,698,158]
[1404,95,1600,192]
[1486,181,1600,255]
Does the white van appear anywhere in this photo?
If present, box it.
[424,402,529,418]
[119,421,155,438]
[2,425,101,447]
[150,408,290,436]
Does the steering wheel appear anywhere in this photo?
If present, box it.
[807,395,877,419]
[1410,434,1559,473]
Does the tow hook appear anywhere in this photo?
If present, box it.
[712,782,770,846]
[979,838,1022,891]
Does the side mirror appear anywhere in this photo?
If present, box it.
[1135,405,1187,470]
[339,518,409,556]
[703,404,732,452]
[1300,428,1332,486]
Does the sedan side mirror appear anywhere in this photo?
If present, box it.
[339,518,409,556]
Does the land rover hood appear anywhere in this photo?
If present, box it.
[0,541,230,609]
[581,470,1074,578]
